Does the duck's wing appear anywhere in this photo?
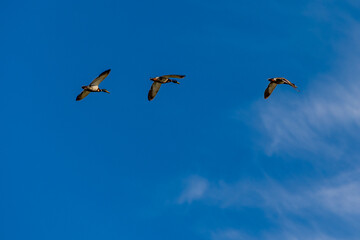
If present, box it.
[90,69,111,86]
[76,90,90,101]
[148,82,162,101]
[283,78,297,89]
[161,75,185,79]
[264,82,277,99]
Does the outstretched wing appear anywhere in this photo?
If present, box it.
[264,82,277,99]
[76,90,90,101]
[283,78,297,89]
[90,69,111,86]
[148,82,162,101]
[161,75,185,79]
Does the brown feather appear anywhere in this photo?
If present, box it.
[264,82,277,99]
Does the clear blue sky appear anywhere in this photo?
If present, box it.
[2,0,360,239]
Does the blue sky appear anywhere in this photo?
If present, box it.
[1,0,360,239]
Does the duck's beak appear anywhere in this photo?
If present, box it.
[103,89,110,94]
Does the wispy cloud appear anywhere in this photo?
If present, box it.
[177,175,209,204]
[211,229,250,240]
[255,80,360,158]
[212,227,338,240]
[178,170,360,239]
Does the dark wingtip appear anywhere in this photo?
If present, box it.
[264,91,270,99]
[100,69,111,76]
[148,93,154,101]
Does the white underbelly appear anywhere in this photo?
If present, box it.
[88,85,99,91]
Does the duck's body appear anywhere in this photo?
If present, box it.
[148,75,185,101]
[81,85,101,92]
[76,69,111,101]
[264,77,298,99]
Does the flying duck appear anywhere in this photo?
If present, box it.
[76,69,111,101]
[148,75,185,101]
[264,77,298,99]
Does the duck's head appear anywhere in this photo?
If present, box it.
[268,78,275,82]
[81,86,87,89]
[102,89,110,93]
[150,77,157,81]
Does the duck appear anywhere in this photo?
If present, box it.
[76,69,111,101]
[148,75,185,101]
[264,77,298,99]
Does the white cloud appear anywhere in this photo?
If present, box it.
[316,173,360,217]
[255,82,360,158]
[212,226,338,240]
[190,171,360,219]
[177,175,209,204]
[261,222,339,240]
[178,171,360,239]
[211,229,250,240]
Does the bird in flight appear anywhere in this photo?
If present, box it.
[148,75,185,101]
[76,69,111,101]
[264,77,298,99]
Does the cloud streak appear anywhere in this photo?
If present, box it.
[178,170,360,239]
[211,229,250,240]
[178,175,209,204]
